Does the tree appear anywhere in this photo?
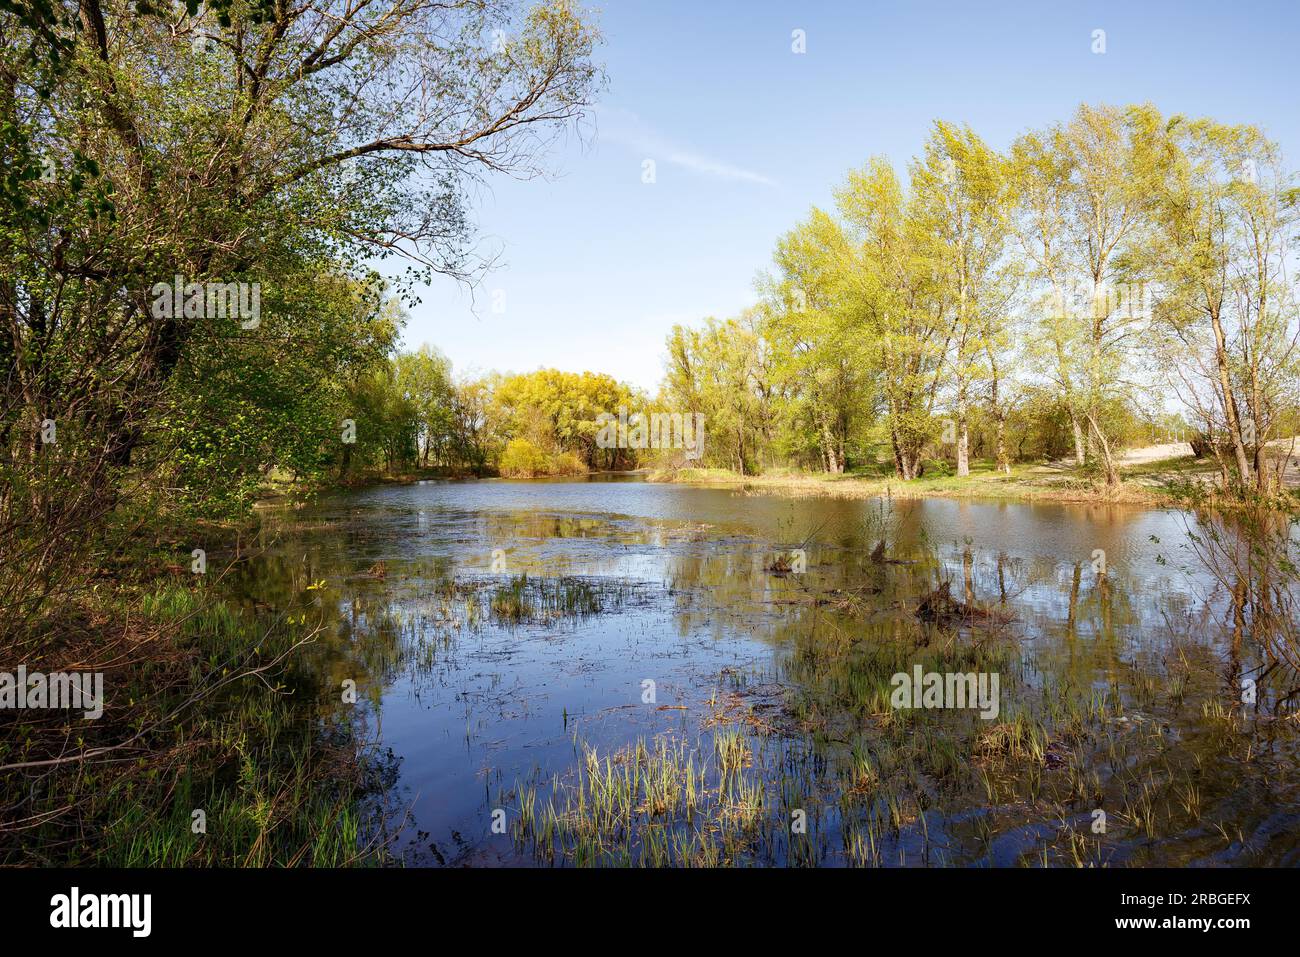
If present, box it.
[1,0,602,616]
[760,209,873,473]
[395,346,457,467]
[835,158,951,480]
[1010,105,1150,484]
[491,368,639,469]
[912,121,1017,476]
[1139,109,1300,495]
[661,315,771,474]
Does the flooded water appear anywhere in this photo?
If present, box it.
[225,475,1300,866]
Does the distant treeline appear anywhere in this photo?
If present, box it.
[344,356,649,478]
[349,351,728,478]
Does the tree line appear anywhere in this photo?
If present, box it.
[658,104,1300,493]
[347,355,645,477]
[362,103,1299,497]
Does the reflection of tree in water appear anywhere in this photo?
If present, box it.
[234,496,1300,865]
[656,501,1300,865]
[1184,508,1300,705]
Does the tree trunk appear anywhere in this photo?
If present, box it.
[890,425,907,479]
[994,417,1010,474]
[956,412,970,477]
[988,354,1010,474]
[1209,307,1252,487]
[903,449,922,480]
[1070,413,1086,466]
[821,420,842,475]
[1086,413,1119,487]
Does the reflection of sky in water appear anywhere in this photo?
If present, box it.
[229,478,1291,865]
[313,476,1213,588]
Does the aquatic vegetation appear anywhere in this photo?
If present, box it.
[206,487,1300,868]
[488,574,607,623]
[1,583,388,866]
[507,734,772,866]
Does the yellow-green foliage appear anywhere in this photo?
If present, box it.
[499,438,549,477]
[548,451,589,475]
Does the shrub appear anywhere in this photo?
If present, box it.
[499,438,549,477]
[548,451,589,476]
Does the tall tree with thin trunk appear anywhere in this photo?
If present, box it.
[913,121,1016,476]
[1010,105,1149,484]
[1137,107,1300,496]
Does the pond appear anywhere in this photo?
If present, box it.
[223,475,1300,866]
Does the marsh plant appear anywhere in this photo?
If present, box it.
[479,516,1300,867]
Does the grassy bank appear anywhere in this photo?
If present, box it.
[0,515,388,867]
[650,455,1227,506]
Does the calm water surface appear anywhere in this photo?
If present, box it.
[225,475,1299,866]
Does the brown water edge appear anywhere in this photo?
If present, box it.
[223,478,1300,866]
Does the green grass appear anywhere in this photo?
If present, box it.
[1,582,385,867]
[489,574,607,623]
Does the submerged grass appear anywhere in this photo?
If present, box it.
[489,574,606,623]
[508,734,768,867]
[499,529,1300,866]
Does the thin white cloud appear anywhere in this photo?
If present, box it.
[596,106,776,187]
[659,148,776,186]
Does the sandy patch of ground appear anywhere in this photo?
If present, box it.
[1118,438,1300,488]
[1117,442,1195,466]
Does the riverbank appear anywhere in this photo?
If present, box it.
[649,454,1219,506]
[0,510,387,867]
[335,464,490,487]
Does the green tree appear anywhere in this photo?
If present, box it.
[912,121,1018,476]
[1,0,602,615]
[761,209,874,473]
[1138,108,1300,495]
[1009,105,1150,485]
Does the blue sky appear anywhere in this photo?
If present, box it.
[397,0,1300,392]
